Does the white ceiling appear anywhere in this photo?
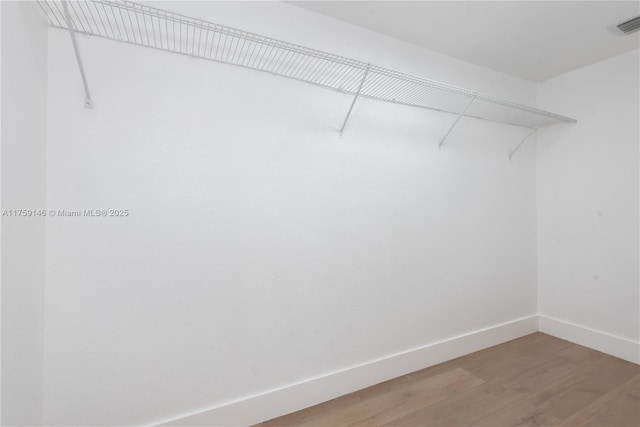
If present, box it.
[290,1,640,82]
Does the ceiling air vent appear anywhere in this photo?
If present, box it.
[617,16,640,34]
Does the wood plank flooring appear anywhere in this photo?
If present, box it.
[256,333,640,427]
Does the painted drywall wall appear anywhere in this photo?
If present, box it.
[43,2,539,425]
[1,2,48,425]
[537,49,640,357]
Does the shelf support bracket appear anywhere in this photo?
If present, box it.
[340,64,371,136]
[439,95,476,148]
[509,127,538,160]
[63,0,92,108]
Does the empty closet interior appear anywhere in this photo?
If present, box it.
[2,1,638,426]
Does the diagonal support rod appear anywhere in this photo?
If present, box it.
[340,64,371,136]
[509,127,538,160]
[438,95,476,148]
[63,1,92,108]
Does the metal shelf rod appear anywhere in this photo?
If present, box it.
[509,128,538,160]
[439,95,476,148]
[62,0,92,108]
[340,64,371,136]
[38,0,577,147]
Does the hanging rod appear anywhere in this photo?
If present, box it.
[37,0,576,131]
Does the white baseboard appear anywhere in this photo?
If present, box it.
[155,315,537,427]
[539,315,640,364]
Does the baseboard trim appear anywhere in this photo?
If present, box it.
[155,315,537,427]
[539,315,640,364]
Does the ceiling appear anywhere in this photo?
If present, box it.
[290,1,640,82]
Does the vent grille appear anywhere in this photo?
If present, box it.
[617,16,640,34]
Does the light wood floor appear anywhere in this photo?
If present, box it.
[256,333,640,427]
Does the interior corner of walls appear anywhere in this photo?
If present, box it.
[538,315,640,365]
[1,1,49,426]
[153,316,538,427]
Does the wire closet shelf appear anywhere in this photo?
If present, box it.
[38,0,576,133]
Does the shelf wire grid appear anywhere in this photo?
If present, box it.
[38,0,576,129]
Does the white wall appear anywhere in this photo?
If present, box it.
[537,49,640,361]
[43,2,539,425]
[1,2,48,425]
